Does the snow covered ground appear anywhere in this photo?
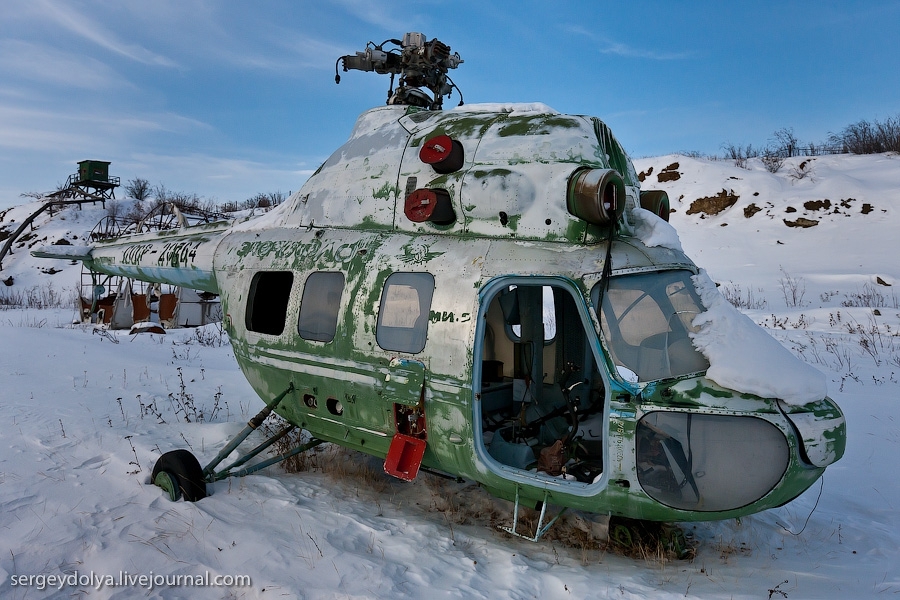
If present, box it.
[1,153,899,598]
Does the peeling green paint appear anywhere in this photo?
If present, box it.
[399,241,444,264]
[412,115,501,140]
[471,168,513,179]
[681,380,734,400]
[496,114,583,137]
[373,182,401,200]
[360,215,396,231]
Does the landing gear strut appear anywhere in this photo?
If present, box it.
[150,384,324,502]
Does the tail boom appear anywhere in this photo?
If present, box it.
[32,222,229,294]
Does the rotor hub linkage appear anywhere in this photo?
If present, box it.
[335,32,464,110]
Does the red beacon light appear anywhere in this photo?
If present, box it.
[419,135,465,174]
[404,188,456,225]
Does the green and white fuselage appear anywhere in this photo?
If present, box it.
[36,104,845,522]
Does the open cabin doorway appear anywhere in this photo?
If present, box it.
[474,278,608,485]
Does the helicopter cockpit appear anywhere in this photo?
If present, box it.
[593,269,710,383]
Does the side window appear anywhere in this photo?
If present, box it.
[376,272,435,353]
[505,285,557,343]
[246,271,293,335]
[298,272,344,342]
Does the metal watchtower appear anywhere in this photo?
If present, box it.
[46,159,121,206]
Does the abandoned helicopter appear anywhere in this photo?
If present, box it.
[34,33,845,543]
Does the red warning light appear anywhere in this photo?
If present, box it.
[419,135,464,174]
[405,189,438,222]
[404,188,456,225]
[419,135,453,164]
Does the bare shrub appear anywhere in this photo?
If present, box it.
[105,199,121,219]
[264,415,327,474]
[192,322,229,347]
[789,159,815,181]
[829,114,900,154]
[125,178,151,201]
[236,191,288,211]
[841,283,895,308]
[123,200,149,226]
[0,282,76,309]
[761,149,785,173]
[722,143,759,169]
[721,282,767,310]
[778,268,806,308]
[771,127,800,157]
[843,314,900,367]
[245,193,269,210]
[164,366,223,423]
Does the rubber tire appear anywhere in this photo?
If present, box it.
[151,449,207,501]
[610,523,634,549]
[661,526,692,559]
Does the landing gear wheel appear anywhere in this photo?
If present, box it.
[609,517,694,559]
[151,449,207,502]
[661,525,693,559]
[609,520,638,550]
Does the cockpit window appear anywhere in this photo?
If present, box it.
[592,270,709,382]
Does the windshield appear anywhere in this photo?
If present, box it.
[591,270,709,382]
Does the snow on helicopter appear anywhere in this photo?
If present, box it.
[34,32,845,546]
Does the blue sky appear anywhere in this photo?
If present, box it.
[1,0,898,210]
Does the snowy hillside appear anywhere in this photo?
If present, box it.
[1,153,899,599]
[1,199,110,294]
[637,152,899,297]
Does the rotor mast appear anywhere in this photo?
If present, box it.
[335,32,464,110]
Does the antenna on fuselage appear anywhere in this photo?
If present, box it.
[335,33,464,110]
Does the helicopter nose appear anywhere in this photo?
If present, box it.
[777,398,846,467]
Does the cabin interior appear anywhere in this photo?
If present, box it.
[478,283,606,483]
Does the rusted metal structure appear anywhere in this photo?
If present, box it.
[78,204,223,329]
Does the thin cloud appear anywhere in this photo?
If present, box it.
[274,35,354,71]
[329,0,426,34]
[0,40,121,89]
[130,152,315,181]
[565,25,692,60]
[0,103,212,154]
[124,152,317,201]
[33,0,178,67]
[200,33,346,73]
